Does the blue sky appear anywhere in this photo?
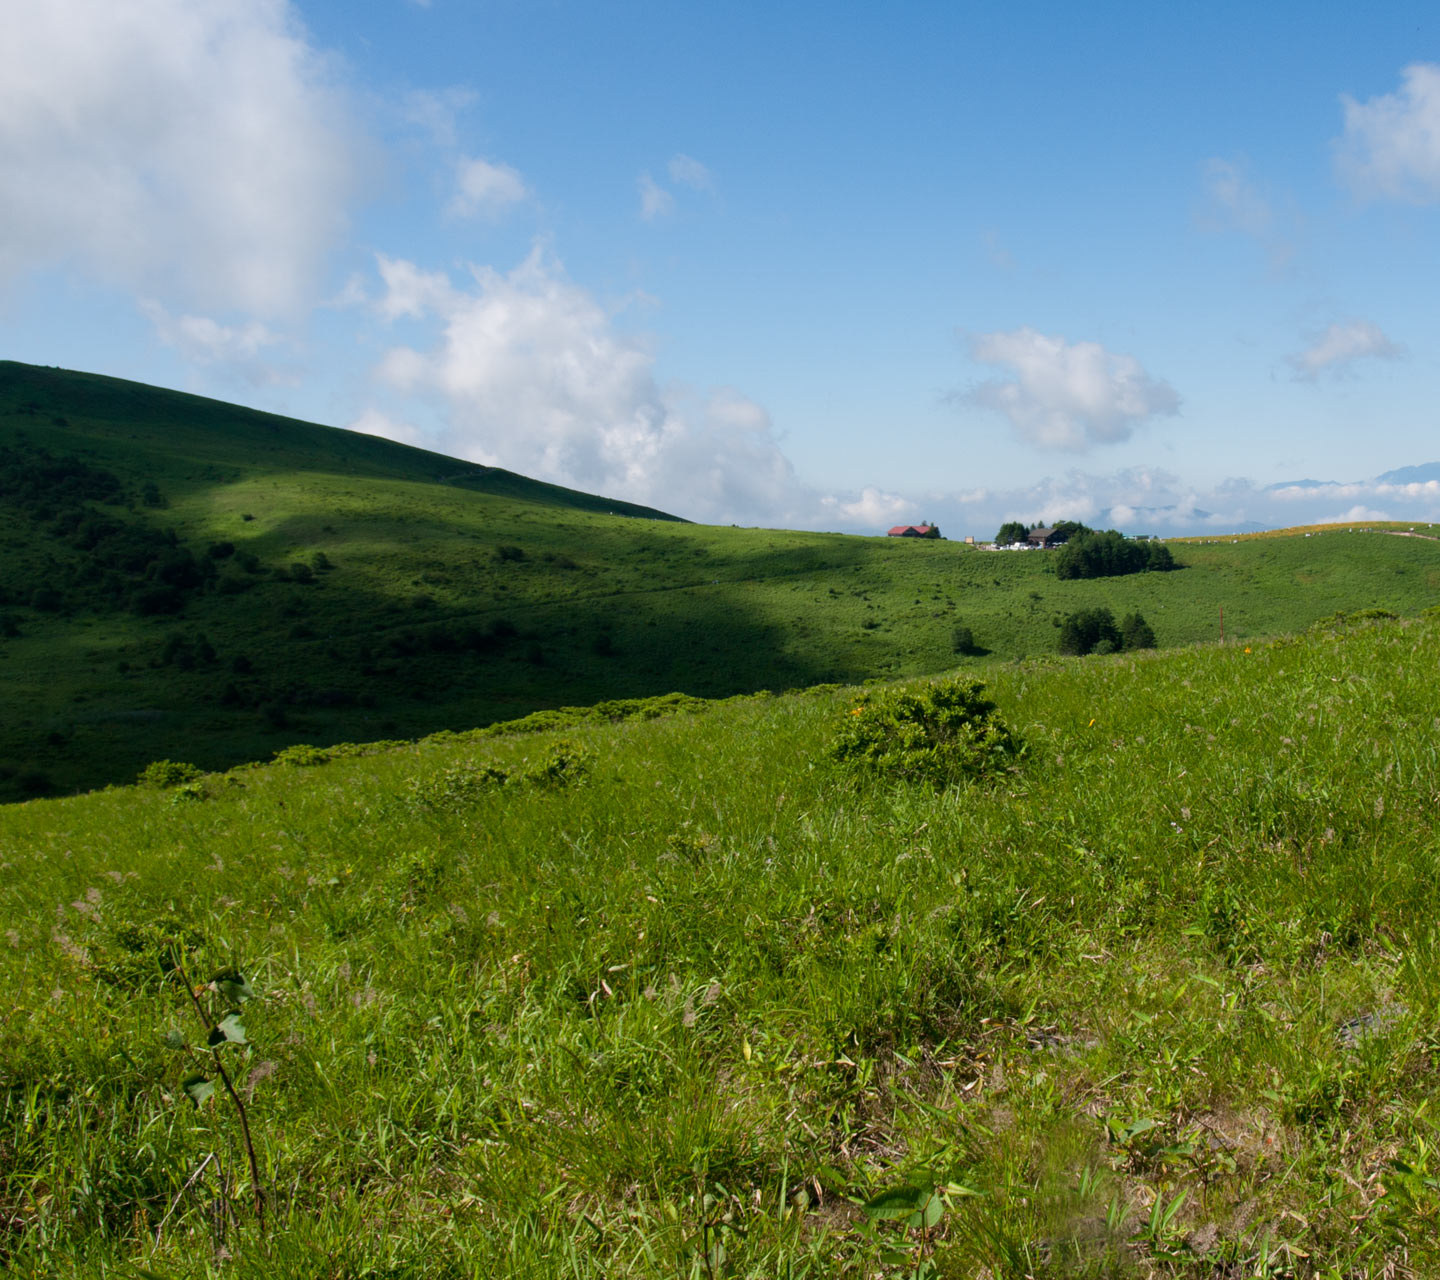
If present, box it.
[4,1,1440,535]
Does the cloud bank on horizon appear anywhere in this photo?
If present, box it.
[2,2,1440,537]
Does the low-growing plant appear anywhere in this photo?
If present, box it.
[272,743,329,767]
[828,676,1021,787]
[406,762,510,810]
[137,759,205,788]
[520,738,592,787]
[160,961,266,1229]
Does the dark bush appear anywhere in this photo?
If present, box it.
[1120,611,1157,650]
[495,544,526,563]
[1058,607,1121,656]
[206,541,235,559]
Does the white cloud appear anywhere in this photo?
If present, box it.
[965,328,1180,450]
[447,156,528,219]
[368,248,820,524]
[0,0,361,316]
[140,298,291,384]
[401,87,476,147]
[375,254,459,321]
[1288,320,1403,380]
[1270,477,1440,503]
[347,407,429,449]
[668,154,713,191]
[1202,158,1271,234]
[819,487,913,529]
[1322,505,1392,524]
[1337,63,1440,202]
[638,173,674,221]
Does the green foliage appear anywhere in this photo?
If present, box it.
[1055,528,1178,579]
[519,738,592,787]
[271,743,330,767]
[1057,607,1121,656]
[405,761,510,810]
[828,676,1020,787]
[136,759,204,788]
[993,520,1028,546]
[1119,610,1156,650]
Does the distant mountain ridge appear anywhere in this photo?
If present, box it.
[1377,462,1440,486]
[1263,462,1440,492]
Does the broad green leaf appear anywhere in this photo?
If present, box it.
[182,1073,214,1107]
[941,1180,982,1198]
[210,968,256,1003]
[879,1248,912,1265]
[907,1191,943,1230]
[207,1011,248,1048]
[163,1028,187,1051]
[862,1185,925,1221]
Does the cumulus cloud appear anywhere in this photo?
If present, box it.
[367,247,832,524]
[447,156,528,219]
[1337,63,1440,202]
[0,0,360,316]
[964,328,1180,450]
[140,299,293,384]
[1288,320,1403,380]
[374,254,459,321]
[819,488,914,529]
[638,174,674,221]
[347,407,429,449]
[668,154,713,191]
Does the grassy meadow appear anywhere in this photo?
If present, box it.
[4,361,1440,804]
[4,610,1440,1276]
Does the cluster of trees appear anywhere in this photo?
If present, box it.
[1057,607,1156,656]
[991,520,1177,580]
[0,443,324,618]
[1055,529,1176,579]
[994,520,1088,547]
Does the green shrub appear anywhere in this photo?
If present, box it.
[406,763,509,810]
[827,676,1021,788]
[137,759,205,788]
[1120,611,1157,650]
[272,743,330,767]
[521,739,592,788]
[1057,607,1120,656]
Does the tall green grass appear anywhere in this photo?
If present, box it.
[3,612,1439,1275]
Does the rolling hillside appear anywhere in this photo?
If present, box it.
[4,613,1440,1274]
[2,360,1438,801]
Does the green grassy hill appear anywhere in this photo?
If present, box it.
[4,612,1440,1275]
[3,360,1438,802]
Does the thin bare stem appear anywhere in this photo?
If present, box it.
[174,962,266,1231]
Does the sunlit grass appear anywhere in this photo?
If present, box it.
[3,612,1440,1274]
